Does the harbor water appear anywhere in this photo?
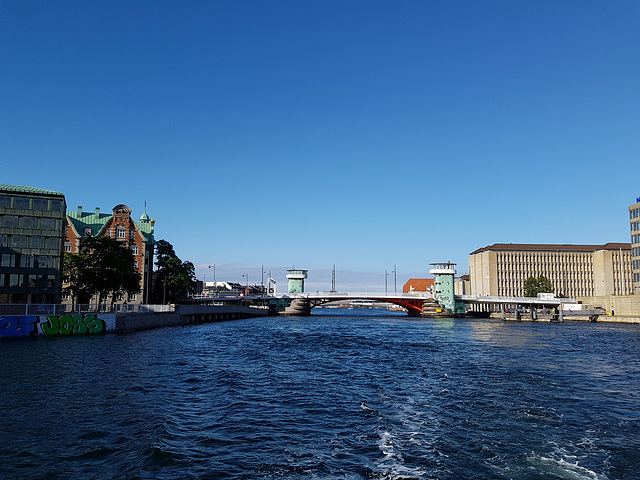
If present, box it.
[1,309,639,479]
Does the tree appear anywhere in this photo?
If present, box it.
[62,251,95,304]
[523,275,554,297]
[151,240,197,303]
[62,236,141,304]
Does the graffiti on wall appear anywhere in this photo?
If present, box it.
[0,314,107,338]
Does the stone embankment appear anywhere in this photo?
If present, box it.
[116,304,267,332]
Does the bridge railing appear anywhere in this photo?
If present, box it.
[272,292,433,300]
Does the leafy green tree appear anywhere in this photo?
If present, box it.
[62,251,95,304]
[84,236,141,304]
[62,236,141,304]
[523,275,554,297]
[151,239,197,303]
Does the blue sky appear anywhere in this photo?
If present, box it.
[2,1,639,291]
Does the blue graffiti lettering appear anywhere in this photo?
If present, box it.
[0,316,39,338]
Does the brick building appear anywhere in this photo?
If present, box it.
[65,204,155,304]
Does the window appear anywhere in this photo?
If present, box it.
[0,195,10,208]
[65,242,72,252]
[50,199,61,212]
[40,218,52,230]
[37,255,48,268]
[32,198,45,210]
[22,216,33,229]
[2,254,14,267]
[3,215,18,228]
[131,245,139,255]
[83,226,92,236]
[14,197,29,209]
[117,227,126,238]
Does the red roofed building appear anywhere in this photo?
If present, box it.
[403,278,434,294]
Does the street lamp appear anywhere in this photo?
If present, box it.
[385,269,388,293]
[209,264,216,296]
[393,265,397,293]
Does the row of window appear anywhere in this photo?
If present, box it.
[1,254,60,270]
[633,259,640,270]
[632,234,640,244]
[64,242,139,256]
[0,195,63,212]
[633,247,640,257]
[634,273,640,283]
[0,273,57,289]
[0,235,61,251]
[631,221,640,232]
[631,207,640,219]
[0,215,63,231]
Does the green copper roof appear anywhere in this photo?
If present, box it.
[67,206,155,244]
[67,209,112,237]
[0,184,64,196]
[137,220,155,243]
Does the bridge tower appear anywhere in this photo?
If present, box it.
[286,268,308,294]
[429,262,456,313]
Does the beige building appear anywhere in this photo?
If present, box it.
[630,197,640,295]
[469,243,633,298]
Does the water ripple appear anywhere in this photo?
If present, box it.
[1,313,639,479]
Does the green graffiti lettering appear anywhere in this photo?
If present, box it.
[85,314,106,334]
[42,316,59,335]
[58,315,73,335]
[72,315,87,334]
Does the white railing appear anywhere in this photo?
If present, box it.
[274,291,432,300]
[0,304,175,316]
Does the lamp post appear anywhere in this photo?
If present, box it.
[209,264,216,296]
[385,269,388,293]
[393,265,397,293]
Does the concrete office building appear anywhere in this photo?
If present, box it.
[469,243,633,299]
[630,197,640,295]
[0,185,67,303]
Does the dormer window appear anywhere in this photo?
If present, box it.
[83,227,92,236]
[116,226,126,238]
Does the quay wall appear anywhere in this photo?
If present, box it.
[576,295,640,318]
[0,305,267,339]
[116,305,268,332]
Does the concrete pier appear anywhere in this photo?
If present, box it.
[116,304,267,332]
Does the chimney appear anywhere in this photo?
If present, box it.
[77,206,82,215]
[95,207,100,215]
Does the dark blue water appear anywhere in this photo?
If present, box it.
[1,309,639,479]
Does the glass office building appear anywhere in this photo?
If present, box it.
[0,185,67,303]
